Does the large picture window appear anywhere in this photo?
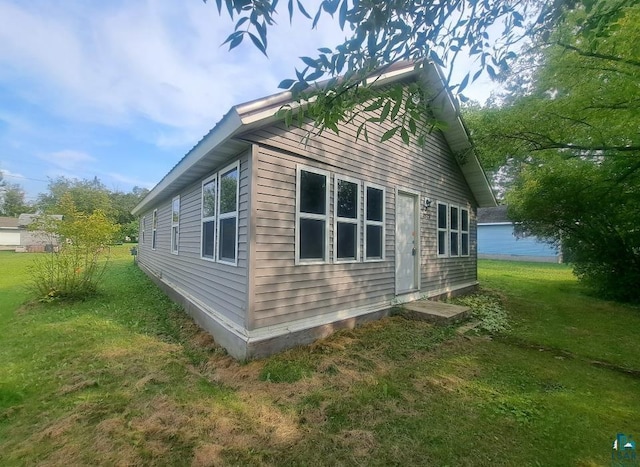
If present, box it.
[201,174,217,260]
[171,196,180,254]
[296,165,329,264]
[217,162,239,264]
[335,176,360,262]
[364,184,385,261]
[151,209,158,250]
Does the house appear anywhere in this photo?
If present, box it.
[0,217,21,250]
[477,206,562,263]
[0,214,62,252]
[132,62,497,359]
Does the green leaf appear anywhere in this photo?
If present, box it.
[278,79,296,89]
[400,127,410,144]
[381,127,398,142]
[380,101,391,122]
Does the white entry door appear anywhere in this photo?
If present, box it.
[396,192,418,294]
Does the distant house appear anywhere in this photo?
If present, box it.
[0,217,21,250]
[0,214,62,252]
[477,206,561,263]
[132,62,497,359]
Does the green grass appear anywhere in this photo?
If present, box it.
[1,251,639,465]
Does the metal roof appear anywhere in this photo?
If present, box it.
[132,62,496,215]
[0,217,19,229]
[478,205,510,224]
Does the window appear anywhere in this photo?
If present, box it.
[201,174,217,260]
[437,202,447,257]
[450,205,459,256]
[364,184,385,261]
[171,196,180,254]
[461,208,470,256]
[141,216,146,244]
[151,209,158,250]
[438,202,470,258]
[217,162,239,264]
[296,165,329,264]
[334,176,360,262]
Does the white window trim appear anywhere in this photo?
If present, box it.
[141,216,146,245]
[216,161,240,266]
[460,208,470,257]
[151,209,158,250]
[364,182,386,262]
[437,202,448,258]
[171,195,180,255]
[201,173,217,262]
[333,174,361,263]
[450,205,460,257]
[295,164,330,265]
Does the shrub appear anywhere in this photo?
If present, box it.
[28,194,119,301]
[453,293,510,334]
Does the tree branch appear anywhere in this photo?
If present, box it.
[556,42,640,68]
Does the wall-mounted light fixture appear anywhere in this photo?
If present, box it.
[423,197,433,209]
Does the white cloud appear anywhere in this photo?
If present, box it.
[0,0,347,147]
[40,150,97,172]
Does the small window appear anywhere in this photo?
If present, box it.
[171,196,180,254]
[217,162,239,264]
[461,208,470,256]
[437,202,447,257]
[364,184,385,261]
[151,209,158,250]
[141,216,146,245]
[201,174,217,260]
[296,165,329,264]
[335,176,360,262]
[450,205,459,256]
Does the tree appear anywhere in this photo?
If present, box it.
[0,172,32,216]
[206,0,564,143]
[466,1,640,301]
[28,193,119,301]
[109,186,149,241]
[36,176,113,217]
[207,1,636,145]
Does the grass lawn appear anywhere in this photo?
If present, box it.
[1,249,639,466]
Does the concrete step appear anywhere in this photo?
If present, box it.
[402,300,471,326]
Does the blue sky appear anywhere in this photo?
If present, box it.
[0,0,496,203]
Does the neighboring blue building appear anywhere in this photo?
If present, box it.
[477,206,562,263]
